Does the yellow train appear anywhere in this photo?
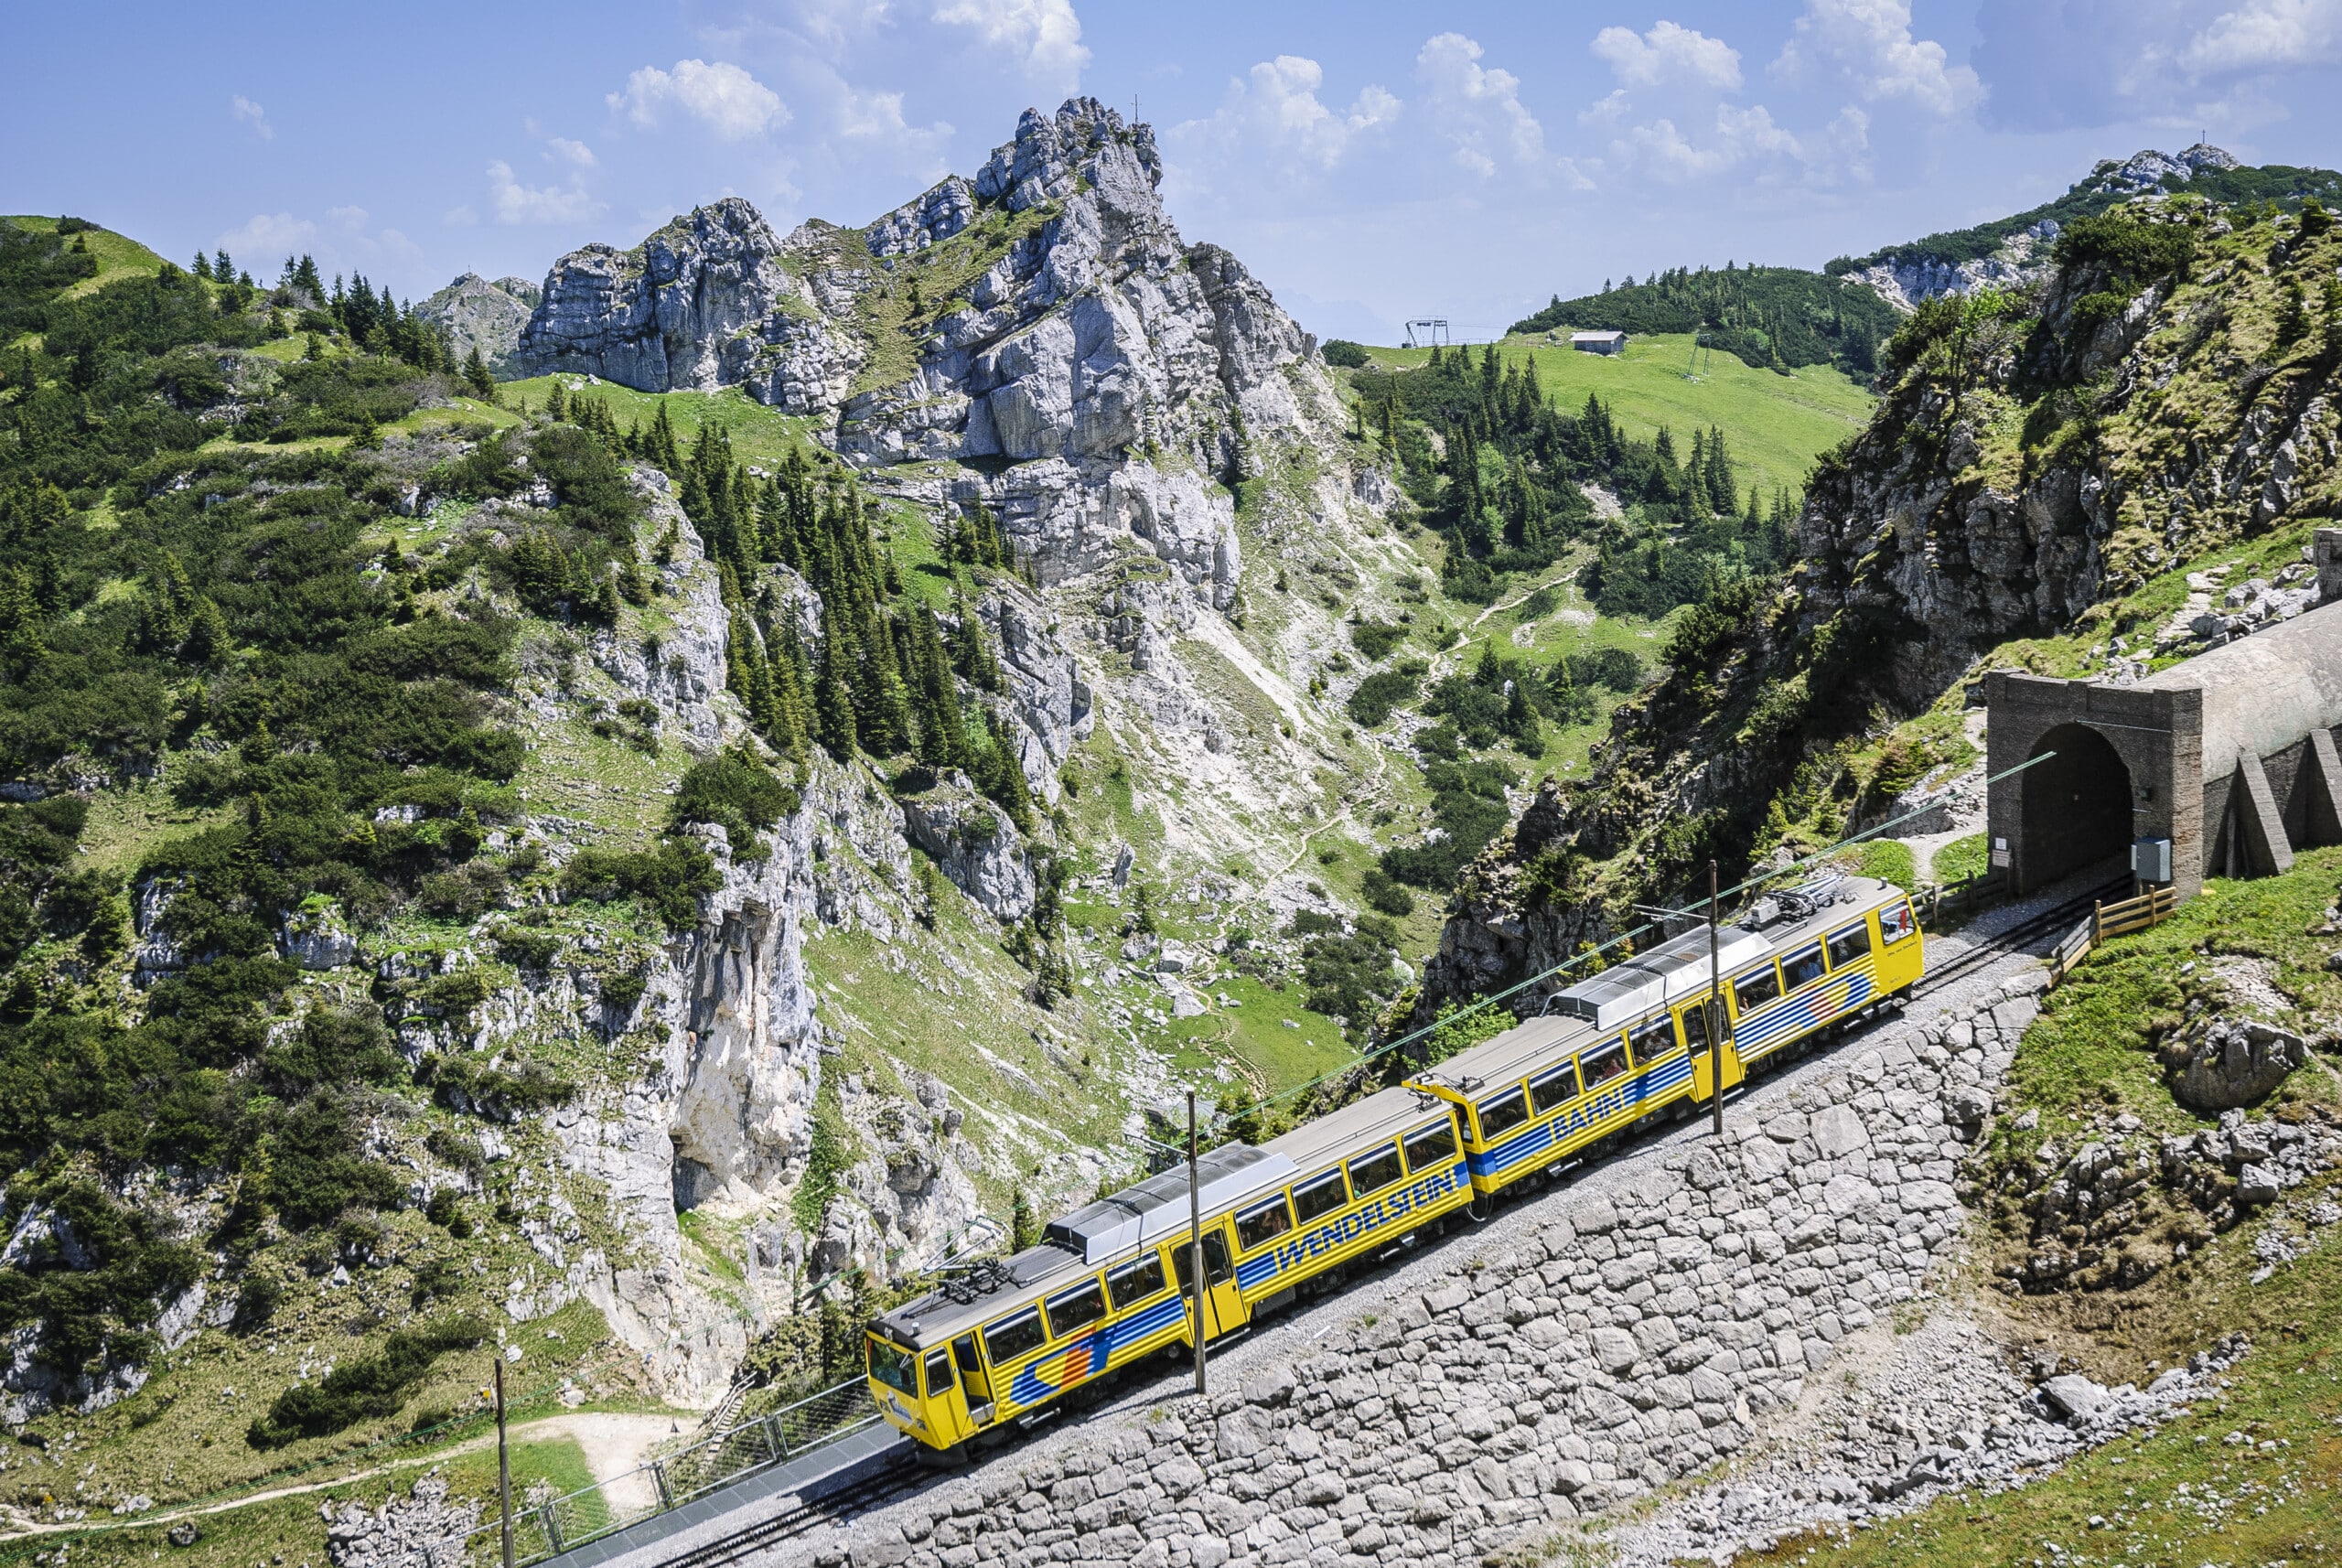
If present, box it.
[865,874,1922,1455]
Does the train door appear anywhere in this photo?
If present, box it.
[950,1333,994,1424]
[1677,991,1744,1099]
[1171,1228,1245,1341]
[920,1344,977,1448]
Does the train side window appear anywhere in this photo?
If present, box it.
[1627,1017,1676,1064]
[1476,1086,1531,1141]
[923,1349,955,1397]
[1781,944,1825,989]
[1530,1062,1580,1112]
[983,1307,1046,1365]
[1878,900,1918,945]
[1293,1169,1349,1222]
[1403,1117,1458,1173]
[951,1335,982,1380]
[1826,922,1872,969]
[1172,1232,1234,1292]
[1234,1196,1295,1253]
[1348,1142,1404,1197]
[1044,1278,1108,1339]
[1107,1252,1167,1308]
[1733,964,1781,1012]
[1680,999,1713,1052]
[1580,1040,1628,1089]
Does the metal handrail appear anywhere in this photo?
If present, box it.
[460,1374,878,1565]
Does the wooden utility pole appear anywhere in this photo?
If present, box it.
[1707,860,1726,1139]
[495,1358,514,1568]
[1187,1090,1206,1397]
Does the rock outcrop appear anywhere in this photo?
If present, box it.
[414,273,540,375]
[322,1472,480,1568]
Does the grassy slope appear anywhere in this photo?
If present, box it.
[4,216,167,299]
[1747,851,2342,1568]
[1362,332,1876,499]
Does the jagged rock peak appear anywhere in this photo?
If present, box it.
[2090,143,2240,195]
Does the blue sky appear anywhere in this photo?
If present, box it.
[7,1,2342,343]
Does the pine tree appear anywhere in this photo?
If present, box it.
[545,379,568,423]
[813,636,859,759]
[191,252,212,281]
[462,344,498,403]
[650,400,682,472]
[213,249,233,285]
[1011,1188,1037,1252]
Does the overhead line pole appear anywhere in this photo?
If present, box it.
[1707,859,1725,1139]
[1187,1090,1206,1397]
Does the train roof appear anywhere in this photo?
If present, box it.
[1414,875,1907,1097]
[1043,1143,1295,1265]
[1258,1084,1454,1177]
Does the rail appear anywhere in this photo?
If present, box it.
[462,1375,876,1566]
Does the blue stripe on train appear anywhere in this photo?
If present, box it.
[1004,1292,1190,1406]
[1231,1161,1467,1294]
[1737,967,1874,1058]
[1466,1057,1694,1180]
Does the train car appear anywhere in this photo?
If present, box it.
[865,875,1921,1451]
[864,1088,1470,1454]
[1407,875,1920,1202]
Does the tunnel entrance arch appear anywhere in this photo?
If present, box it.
[2020,723,2133,888]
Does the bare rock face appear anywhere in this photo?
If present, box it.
[898,769,1037,922]
[322,1472,481,1568]
[2165,1015,2308,1110]
[515,198,821,395]
[414,273,540,375]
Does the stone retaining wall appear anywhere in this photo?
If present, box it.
[793,971,2052,1567]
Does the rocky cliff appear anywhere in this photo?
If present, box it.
[414,272,540,374]
[1421,177,2342,1012]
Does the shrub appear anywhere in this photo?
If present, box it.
[1348,620,1406,661]
[1346,660,1425,727]
[1321,340,1370,369]
[670,746,800,857]
[246,1315,488,1447]
[562,840,721,930]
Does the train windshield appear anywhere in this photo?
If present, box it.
[867,1335,918,1395]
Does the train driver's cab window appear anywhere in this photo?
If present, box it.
[1044,1278,1108,1340]
[1476,1086,1531,1142]
[1403,1116,1458,1173]
[1348,1142,1404,1197]
[1733,963,1781,1013]
[1579,1040,1628,1090]
[1234,1195,1296,1253]
[1627,1016,1677,1064]
[1107,1252,1166,1308]
[1826,922,1873,970]
[923,1348,955,1396]
[983,1307,1046,1365]
[1878,899,1918,946]
[1292,1168,1349,1223]
[1529,1062,1580,1112]
[869,1337,917,1394]
[1172,1232,1233,1292]
[1781,944,1826,990]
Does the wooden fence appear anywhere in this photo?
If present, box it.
[2047,883,2181,988]
[1921,868,2005,926]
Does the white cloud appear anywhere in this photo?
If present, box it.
[609,59,789,141]
[1415,33,1545,175]
[933,0,1090,88]
[1772,0,1981,114]
[217,212,313,256]
[546,137,598,167]
[327,205,369,230]
[1592,21,1744,91]
[230,95,273,140]
[1213,56,1400,169]
[2181,0,2342,72]
[486,160,605,225]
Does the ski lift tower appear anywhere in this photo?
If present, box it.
[1403,318,1450,349]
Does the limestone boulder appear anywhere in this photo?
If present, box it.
[2169,1015,2307,1110]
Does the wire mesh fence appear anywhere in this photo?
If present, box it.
[461,1374,879,1564]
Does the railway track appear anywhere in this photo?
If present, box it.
[1911,875,2131,999]
[650,1458,923,1568]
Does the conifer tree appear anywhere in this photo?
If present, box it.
[192,252,212,280]
[462,345,497,403]
[813,636,858,759]
[650,401,682,472]
[545,379,568,423]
